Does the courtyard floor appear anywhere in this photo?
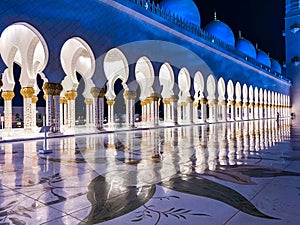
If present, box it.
[0,118,300,224]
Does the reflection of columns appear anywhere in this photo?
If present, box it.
[200,98,207,123]
[84,98,93,125]
[107,99,115,125]
[60,97,68,127]
[243,102,249,120]
[43,82,63,132]
[20,87,34,131]
[1,91,14,130]
[235,101,242,120]
[163,98,171,123]
[65,90,77,128]
[170,95,178,125]
[31,95,38,129]
[208,99,217,122]
[124,90,137,128]
[146,98,151,124]
[150,93,160,126]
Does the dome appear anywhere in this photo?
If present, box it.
[235,37,256,58]
[256,49,271,67]
[204,19,235,46]
[271,58,282,73]
[160,0,201,26]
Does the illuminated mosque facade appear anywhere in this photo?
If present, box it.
[0,0,296,135]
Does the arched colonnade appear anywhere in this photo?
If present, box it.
[0,23,291,134]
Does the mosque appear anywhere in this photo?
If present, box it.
[0,0,296,135]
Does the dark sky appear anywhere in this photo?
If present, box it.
[155,0,286,64]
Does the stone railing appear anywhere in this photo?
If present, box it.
[122,0,290,83]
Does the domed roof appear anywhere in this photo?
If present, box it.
[256,49,271,67]
[160,0,201,26]
[204,15,235,46]
[235,35,256,58]
[271,58,282,73]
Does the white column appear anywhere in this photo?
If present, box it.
[53,95,61,132]
[2,91,14,131]
[85,98,92,125]
[150,93,160,126]
[31,95,38,129]
[170,95,179,125]
[186,97,193,124]
[200,98,207,123]
[235,101,242,120]
[254,103,259,119]
[243,102,249,120]
[60,98,65,127]
[193,101,199,123]
[20,87,34,131]
[248,102,254,120]
[64,100,68,126]
[107,99,115,126]
[124,91,136,128]
[208,99,217,123]
[65,90,77,128]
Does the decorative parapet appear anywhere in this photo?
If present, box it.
[123,0,290,83]
[290,23,300,34]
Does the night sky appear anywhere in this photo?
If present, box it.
[155,0,286,64]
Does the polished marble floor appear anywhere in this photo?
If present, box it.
[0,118,300,225]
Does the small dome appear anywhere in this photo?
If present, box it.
[235,37,256,58]
[271,58,282,73]
[256,49,271,67]
[160,0,201,26]
[204,19,235,46]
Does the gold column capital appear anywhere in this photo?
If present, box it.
[170,95,179,102]
[163,98,171,105]
[236,101,242,107]
[107,99,115,105]
[20,87,34,98]
[124,90,137,100]
[60,97,67,104]
[1,90,15,101]
[43,82,63,96]
[228,100,235,106]
[91,87,105,98]
[200,98,207,104]
[150,93,161,101]
[193,101,198,107]
[84,98,93,105]
[65,90,77,100]
[32,95,38,104]
[186,96,193,103]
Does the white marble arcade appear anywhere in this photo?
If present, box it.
[0,118,300,225]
